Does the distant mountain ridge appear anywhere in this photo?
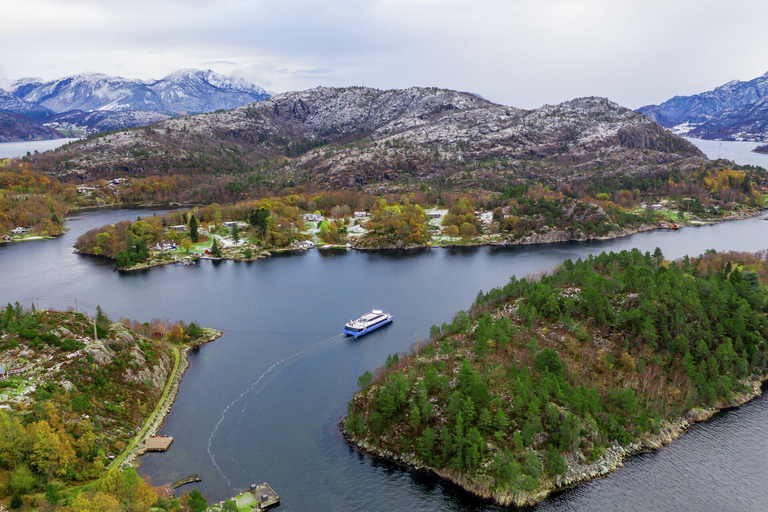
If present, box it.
[10,69,270,114]
[0,111,62,142]
[0,69,270,141]
[638,71,768,141]
[0,89,54,120]
[36,86,704,195]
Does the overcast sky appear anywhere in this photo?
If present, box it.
[1,0,767,109]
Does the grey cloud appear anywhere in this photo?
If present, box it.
[202,60,238,67]
[276,68,334,76]
[3,0,768,109]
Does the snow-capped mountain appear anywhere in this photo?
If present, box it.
[0,69,270,140]
[0,88,54,120]
[638,71,768,141]
[10,69,270,115]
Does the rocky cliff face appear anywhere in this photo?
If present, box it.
[39,86,704,193]
[638,71,768,141]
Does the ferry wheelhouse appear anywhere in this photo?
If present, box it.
[344,309,393,338]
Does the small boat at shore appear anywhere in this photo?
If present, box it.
[344,309,393,338]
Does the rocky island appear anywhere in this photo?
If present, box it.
[343,249,768,507]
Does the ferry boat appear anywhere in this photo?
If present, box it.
[344,309,393,338]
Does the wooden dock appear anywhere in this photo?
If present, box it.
[173,475,201,489]
[144,436,173,452]
[251,483,280,510]
[216,482,280,511]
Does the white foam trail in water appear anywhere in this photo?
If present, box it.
[226,335,347,479]
[206,334,344,489]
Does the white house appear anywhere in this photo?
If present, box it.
[303,213,324,222]
[348,225,366,234]
[171,225,187,232]
[76,185,96,195]
[155,241,177,251]
[353,211,369,219]
[11,227,26,235]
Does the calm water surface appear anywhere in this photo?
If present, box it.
[2,209,768,511]
[686,137,768,168]
[0,138,79,158]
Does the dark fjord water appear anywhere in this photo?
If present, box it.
[2,209,768,511]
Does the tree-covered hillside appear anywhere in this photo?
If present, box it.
[344,249,768,506]
[0,305,215,509]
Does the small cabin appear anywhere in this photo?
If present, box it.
[303,213,324,222]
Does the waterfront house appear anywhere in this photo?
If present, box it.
[11,227,25,235]
[293,240,314,249]
[2,235,10,242]
[155,241,177,251]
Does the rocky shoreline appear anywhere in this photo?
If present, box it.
[342,375,767,507]
[122,328,222,468]
[79,208,763,271]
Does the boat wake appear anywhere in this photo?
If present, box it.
[206,333,345,490]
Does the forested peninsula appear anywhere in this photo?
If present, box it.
[72,167,765,271]
[0,304,220,510]
[343,249,768,507]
